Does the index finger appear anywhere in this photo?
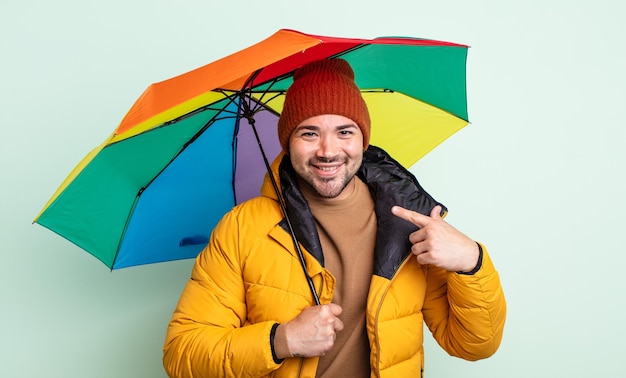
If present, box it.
[391,206,431,228]
[325,303,343,316]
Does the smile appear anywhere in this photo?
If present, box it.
[312,163,342,176]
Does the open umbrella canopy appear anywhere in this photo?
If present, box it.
[34,29,470,269]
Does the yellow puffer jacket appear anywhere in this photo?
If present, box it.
[163,146,506,378]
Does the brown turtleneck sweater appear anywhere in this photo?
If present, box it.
[300,176,377,378]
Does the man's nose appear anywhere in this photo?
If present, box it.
[317,134,339,157]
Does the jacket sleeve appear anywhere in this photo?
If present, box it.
[162,210,281,377]
[421,243,506,361]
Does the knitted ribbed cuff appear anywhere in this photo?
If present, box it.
[457,242,483,275]
[270,323,284,364]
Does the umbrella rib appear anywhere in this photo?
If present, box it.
[110,194,141,270]
[129,97,241,213]
[239,95,321,306]
[252,73,288,114]
[127,88,271,206]
[329,43,368,59]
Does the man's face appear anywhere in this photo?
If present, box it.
[288,114,364,200]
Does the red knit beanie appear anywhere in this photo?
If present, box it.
[277,58,371,152]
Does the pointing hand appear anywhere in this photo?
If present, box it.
[391,205,479,273]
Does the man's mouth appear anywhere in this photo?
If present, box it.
[317,166,338,171]
[311,163,342,176]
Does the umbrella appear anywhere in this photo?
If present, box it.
[34,29,470,272]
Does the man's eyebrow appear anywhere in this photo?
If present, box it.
[336,124,359,130]
[294,125,320,132]
[295,125,320,131]
[295,124,358,131]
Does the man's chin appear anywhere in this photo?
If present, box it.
[310,180,349,199]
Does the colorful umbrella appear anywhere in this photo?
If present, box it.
[34,29,469,270]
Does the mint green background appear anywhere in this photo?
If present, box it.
[2,1,625,377]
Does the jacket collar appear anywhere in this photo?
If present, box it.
[264,146,445,279]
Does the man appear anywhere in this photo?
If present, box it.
[163,59,506,377]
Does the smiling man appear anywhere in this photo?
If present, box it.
[163,59,506,378]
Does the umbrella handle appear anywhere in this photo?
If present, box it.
[244,111,321,306]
